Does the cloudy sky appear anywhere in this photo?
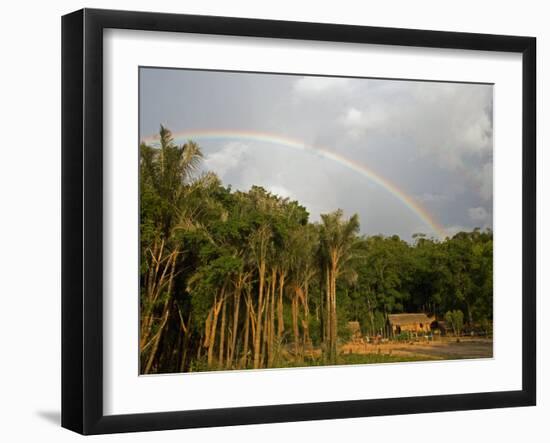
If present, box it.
[140,67,493,241]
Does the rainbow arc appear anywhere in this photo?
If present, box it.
[141,129,447,240]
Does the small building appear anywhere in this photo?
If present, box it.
[387,313,434,336]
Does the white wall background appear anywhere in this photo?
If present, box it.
[0,1,545,441]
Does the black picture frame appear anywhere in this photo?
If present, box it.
[62,8,536,435]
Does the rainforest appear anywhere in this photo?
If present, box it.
[139,126,493,374]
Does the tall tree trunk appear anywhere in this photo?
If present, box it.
[207,291,224,368]
[241,291,252,368]
[329,264,338,362]
[206,301,217,368]
[228,283,241,368]
[142,250,177,374]
[302,279,310,348]
[143,298,171,374]
[203,308,213,349]
[277,271,286,339]
[218,295,227,368]
[226,328,232,366]
[176,306,191,372]
[325,266,331,348]
[197,333,203,362]
[253,262,266,369]
[268,268,277,366]
[292,290,300,358]
[260,283,270,367]
[240,296,250,368]
[179,312,191,372]
[140,242,173,350]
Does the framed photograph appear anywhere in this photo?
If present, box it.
[62,8,536,435]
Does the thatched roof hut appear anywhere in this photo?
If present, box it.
[387,313,434,335]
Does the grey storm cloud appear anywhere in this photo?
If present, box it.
[140,68,493,241]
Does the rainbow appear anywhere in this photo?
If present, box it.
[141,129,447,240]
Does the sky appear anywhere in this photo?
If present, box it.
[139,67,493,241]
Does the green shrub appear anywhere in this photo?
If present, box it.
[445,310,464,336]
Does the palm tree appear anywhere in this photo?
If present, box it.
[139,126,204,373]
[249,223,272,369]
[287,224,318,359]
[319,210,360,362]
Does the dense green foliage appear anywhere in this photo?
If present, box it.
[445,310,465,336]
[139,127,493,374]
